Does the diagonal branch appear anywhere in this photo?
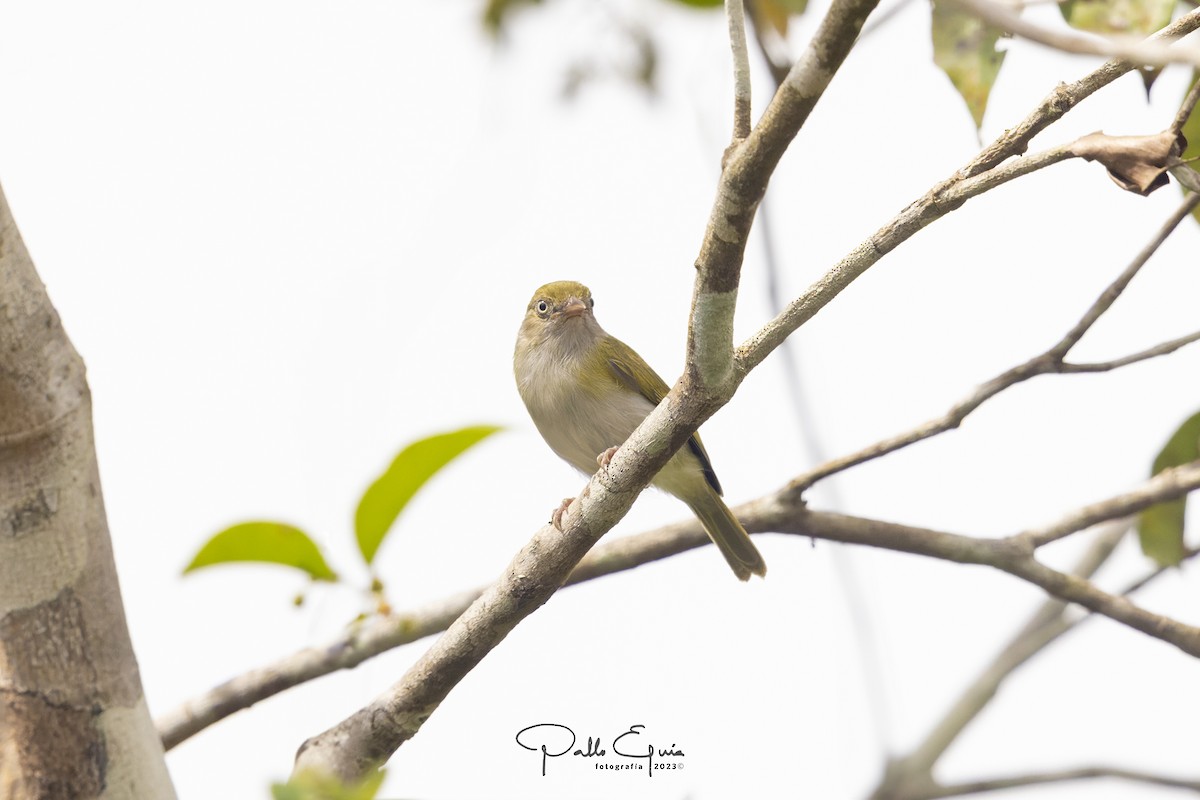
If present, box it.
[1062,329,1200,372]
[890,522,1131,784]
[1049,192,1200,358]
[165,455,1200,751]
[687,0,882,393]
[735,9,1200,379]
[874,526,1200,799]
[283,7,1200,786]
[1023,459,1200,548]
[290,0,883,783]
[1172,75,1200,135]
[780,503,1200,657]
[785,190,1200,495]
[950,0,1200,70]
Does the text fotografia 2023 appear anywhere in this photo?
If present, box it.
[514,723,686,777]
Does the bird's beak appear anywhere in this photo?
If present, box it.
[560,298,588,319]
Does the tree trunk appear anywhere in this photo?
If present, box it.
[0,183,175,799]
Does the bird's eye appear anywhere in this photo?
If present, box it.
[588,297,595,308]
[536,300,550,316]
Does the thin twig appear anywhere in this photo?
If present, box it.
[745,7,895,758]
[1171,76,1200,134]
[1063,329,1200,372]
[923,766,1200,798]
[785,190,1200,495]
[735,11,1200,383]
[1050,191,1200,358]
[951,0,1200,70]
[689,0,881,394]
[727,0,753,142]
[891,522,1130,783]
[873,529,1200,800]
[1023,459,1200,548]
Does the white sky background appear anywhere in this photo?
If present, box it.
[1,0,1199,798]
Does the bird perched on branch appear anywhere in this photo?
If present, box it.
[513,280,766,581]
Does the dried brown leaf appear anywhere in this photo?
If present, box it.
[1071,130,1186,195]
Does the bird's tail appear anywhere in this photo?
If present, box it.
[686,488,767,581]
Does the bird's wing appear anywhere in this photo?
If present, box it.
[606,343,723,496]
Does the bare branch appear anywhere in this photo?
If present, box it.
[727,0,753,142]
[735,11,1200,382]
[1049,191,1200,357]
[967,10,1200,178]
[159,509,768,750]
[897,523,1130,779]
[689,0,881,393]
[1171,76,1200,135]
[786,510,1200,658]
[168,462,1200,751]
[733,146,1078,378]
[1062,328,1200,372]
[786,191,1200,494]
[950,0,1200,70]
[281,7,1200,785]
[1023,459,1200,548]
[877,531,1200,799]
[924,766,1200,798]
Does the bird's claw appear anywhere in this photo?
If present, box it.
[596,446,619,469]
[551,497,574,531]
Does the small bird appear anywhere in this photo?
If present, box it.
[513,280,766,581]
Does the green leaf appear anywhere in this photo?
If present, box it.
[1059,0,1174,37]
[1181,71,1200,226]
[669,0,723,7]
[750,0,809,36]
[931,0,1007,129]
[1138,410,1200,567]
[482,0,543,34]
[183,522,338,582]
[1060,0,1173,93]
[272,769,385,800]
[355,425,503,566]
[1060,0,1174,93]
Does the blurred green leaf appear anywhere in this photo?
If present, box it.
[355,425,503,566]
[1140,500,1186,566]
[931,0,1007,129]
[1138,410,1200,566]
[670,0,723,7]
[1060,0,1174,36]
[751,0,810,35]
[1181,71,1200,226]
[184,522,338,581]
[482,0,543,34]
[1061,0,1175,93]
[272,769,385,800]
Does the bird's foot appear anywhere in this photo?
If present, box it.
[596,446,620,469]
[551,497,574,531]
